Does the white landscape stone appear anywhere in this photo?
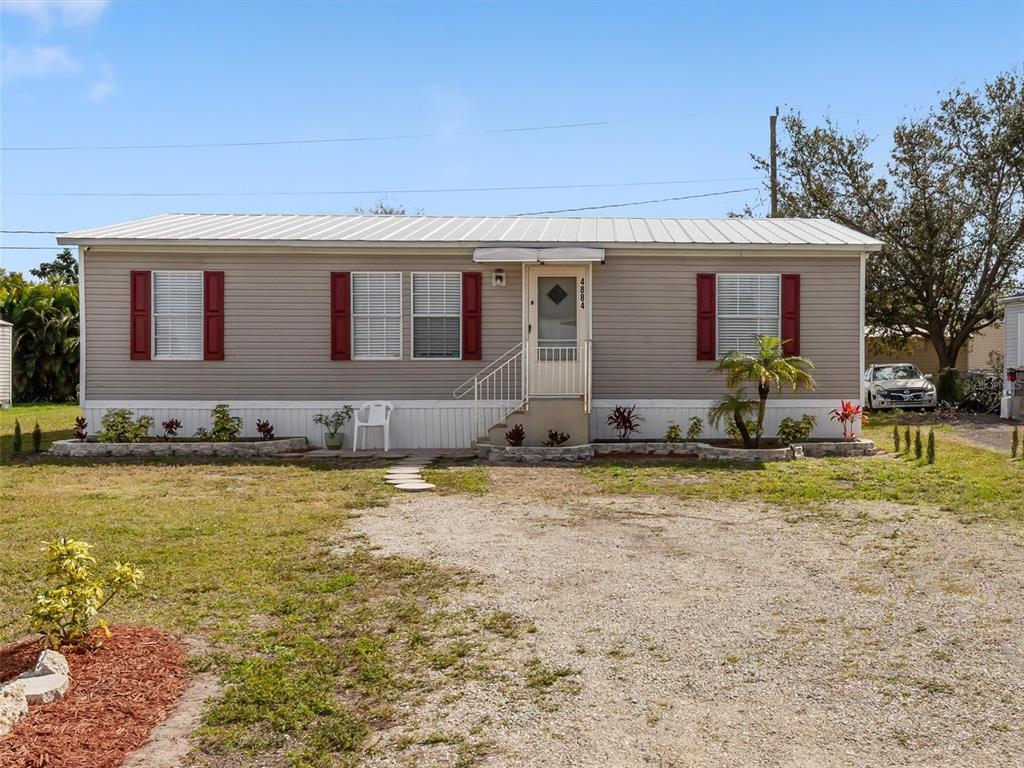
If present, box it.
[30,649,69,678]
[0,681,28,736]
[21,673,69,705]
[394,482,435,492]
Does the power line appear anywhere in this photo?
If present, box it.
[1,118,639,152]
[0,246,65,250]
[1,176,759,198]
[1,229,64,234]
[513,187,758,216]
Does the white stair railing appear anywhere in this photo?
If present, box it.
[453,342,528,439]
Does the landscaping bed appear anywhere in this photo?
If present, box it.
[0,627,189,768]
[479,439,875,463]
[49,436,307,458]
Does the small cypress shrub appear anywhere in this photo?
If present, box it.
[893,424,901,453]
[914,428,923,460]
[1013,426,1019,459]
[926,428,935,464]
[904,427,912,454]
[13,419,22,453]
[32,421,42,452]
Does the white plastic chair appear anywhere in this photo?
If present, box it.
[352,401,394,451]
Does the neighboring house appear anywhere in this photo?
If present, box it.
[866,325,1003,376]
[58,214,882,448]
[999,294,1024,420]
[0,319,11,407]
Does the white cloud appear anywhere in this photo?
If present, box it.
[1,44,80,82]
[85,62,114,102]
[0,0,110,29]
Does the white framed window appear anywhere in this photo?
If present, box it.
[152,270,203,360]
[412,272,462,360]
[352,272,402,360]
[716,273,780,358]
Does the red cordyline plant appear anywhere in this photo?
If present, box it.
[830,400,866,440]
[606,404,645,441]
[72,416,88,441]
[161,418,183,440]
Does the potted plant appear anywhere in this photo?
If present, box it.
[313,407,354,449]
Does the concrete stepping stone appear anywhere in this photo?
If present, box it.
[393,481,435,492]
[21,673,68,705]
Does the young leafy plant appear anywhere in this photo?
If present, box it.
[256,419,275,441]
[72,416,88,441]
[13,419,22,453]
[685,416,704,441]
[664,423,683,443]
[542,430,570,447]
[715,336,816,447]
[505,423,526,446]
[98,409,154,443]
[312,407,355,437]
[777,414,817,446]
[829,400,865,440]
[707,390,758,448]
[195,404,243,441]
[32,420,42,452]
[29,538,144,649]
[606,404,645,441]
[161,418,183,440]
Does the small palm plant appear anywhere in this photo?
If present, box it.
[715,336,816,448]
[707,390,759,448]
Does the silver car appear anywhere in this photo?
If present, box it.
[864,364,938,410]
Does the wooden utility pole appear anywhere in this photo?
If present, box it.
[769,106,779,217]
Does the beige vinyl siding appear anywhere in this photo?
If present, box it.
[967,324,1003,370]
[590,252,862,400]
[83,249,520,400]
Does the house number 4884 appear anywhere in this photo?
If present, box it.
[579,278,586,309]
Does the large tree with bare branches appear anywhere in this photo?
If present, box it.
[745,72,1024,369]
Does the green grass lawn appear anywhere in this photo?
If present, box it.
[0,402,80,459]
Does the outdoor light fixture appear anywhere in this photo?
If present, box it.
[492,269,506,287]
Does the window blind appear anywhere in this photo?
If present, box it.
[716,274,780,357]
[152,271,203,359]
[412,273,462,359]
[352,272,402,359]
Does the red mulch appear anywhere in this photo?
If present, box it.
[0,626,190,768]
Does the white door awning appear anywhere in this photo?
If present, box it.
[473,247,605,263]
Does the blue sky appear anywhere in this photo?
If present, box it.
[1,0,1021,273]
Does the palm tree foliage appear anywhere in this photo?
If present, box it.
[715,336,816,447]
[706,390,759,448]
[1,270,79,402]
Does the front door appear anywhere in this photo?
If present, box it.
[527,265,589,396]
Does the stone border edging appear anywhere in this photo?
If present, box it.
[477,439,875,463]
[49,437,308,458]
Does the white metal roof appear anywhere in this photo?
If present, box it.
[58,213,883,251]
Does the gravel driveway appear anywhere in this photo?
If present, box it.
[349,469,1024,768]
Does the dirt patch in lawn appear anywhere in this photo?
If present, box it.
[348,475,1024,767]
[1,626,190,768]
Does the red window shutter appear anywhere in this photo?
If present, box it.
[330,272,351,360]
[781,274,800,356]
[129,270,151,360]
[462,271,482,361]
[696,273,716,361]
[204,271,225,360]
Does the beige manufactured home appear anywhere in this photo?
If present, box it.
[59,214,882,448]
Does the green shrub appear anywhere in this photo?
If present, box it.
[98,408,154,443]
[926,428,936,464]
[685,416,704,441]
[1013,426,1019,459]
[776,414,817,446]
[29,538,143,649]
[32,420,42,452]
[914,429,923,460]
[663,423,683,443]
[194,403,242,441]
[904,427,912,454]
[936,368,962,403]
[893,424,900,452]
[13,419,22,453]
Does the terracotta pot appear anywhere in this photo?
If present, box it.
[323,432,343,450]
